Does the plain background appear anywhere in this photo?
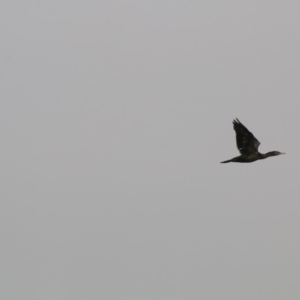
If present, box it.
[1,1,300,299]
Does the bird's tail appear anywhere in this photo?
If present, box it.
[221,156,240,163]
[220,159,232,163]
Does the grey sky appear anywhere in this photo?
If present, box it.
[1,1,300,299]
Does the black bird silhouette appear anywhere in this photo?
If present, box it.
[221,118,285,163]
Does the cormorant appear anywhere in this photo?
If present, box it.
[221,118,285,163]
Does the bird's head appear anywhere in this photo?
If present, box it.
[267,151,285,156]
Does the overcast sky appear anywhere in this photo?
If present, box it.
[1,1,300,299]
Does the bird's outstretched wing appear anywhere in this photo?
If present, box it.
[233,118,260,155]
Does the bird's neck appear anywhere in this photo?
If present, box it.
[262,151,278,158]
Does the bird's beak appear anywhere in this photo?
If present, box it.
[280,152,286,154]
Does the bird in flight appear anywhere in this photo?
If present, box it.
[221,118,285,163]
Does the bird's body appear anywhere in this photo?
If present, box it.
[221,119,285,163]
